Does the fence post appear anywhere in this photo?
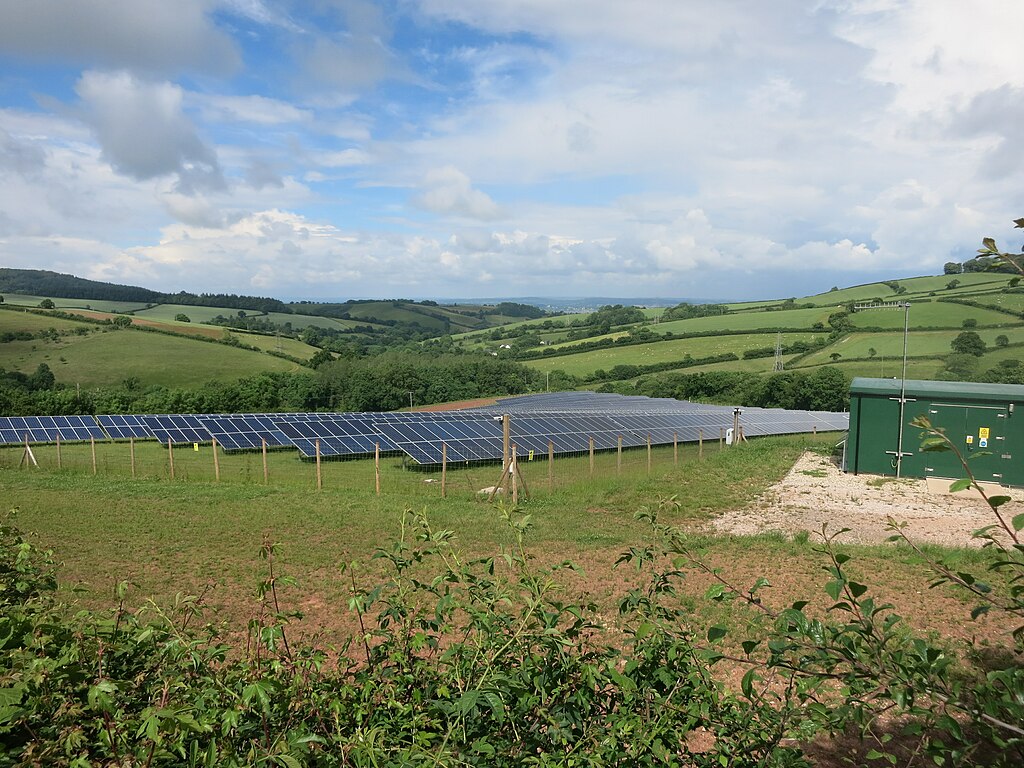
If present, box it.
[441,442,447,498]
[673,431,678,465]
[548,440,554,491]
[589,437,595,476]
[168,438,175,479]
[617,436,622,474]
[212,437,220,482]
[315,439,322,490]
[375,442,381,495]
[130,437,136,478]
[91,436,97,475]
[502,414,510,473]
[720,427,724,450]
[698,429,704,460]
[647,433,652,475]
[56,432,62,470]
[262,439,268,484]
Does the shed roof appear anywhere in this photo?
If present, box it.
[850,377,1024,402]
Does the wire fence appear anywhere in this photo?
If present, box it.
[0,431,745,500]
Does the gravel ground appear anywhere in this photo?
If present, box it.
[712,451,1021,547]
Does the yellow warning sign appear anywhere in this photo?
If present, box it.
[528,450,534,461]
[193,443,199,451]
[979,427,990,439]
[966,435,973,444]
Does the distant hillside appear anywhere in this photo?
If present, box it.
[0,269,289,313]
[0,269,161,303]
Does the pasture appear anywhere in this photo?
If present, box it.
[0,293,152,313]
[796,328,1024,366]
[0,326,302,387]
[847,300,1019,329]
[525,332,822,376]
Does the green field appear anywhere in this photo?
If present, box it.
[796,328,1024,366]
[132,303,250,324]
[848,300,1021,329]
[0,307,97,334]
[655,306,833,334]
[524,333,821,376]
[0,293,152,313]
[0,326,302,387]
[0,434,833,620]
[960,293,1024,314]
[229,331,323,359]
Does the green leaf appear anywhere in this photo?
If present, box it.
[704,583,726,601]
[706,625,728,643]
[849,581,868,599]
[948,478,972,493]
[1013,513,1024,532]
[989,495,1012,508]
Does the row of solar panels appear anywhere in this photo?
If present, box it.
[0,401,850,466]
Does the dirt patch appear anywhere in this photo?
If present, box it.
[711,451,1020,547]
[414,397,500,411]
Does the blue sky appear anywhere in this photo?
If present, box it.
[0,1,1022,301]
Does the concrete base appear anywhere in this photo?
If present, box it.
[924,476,1010,500]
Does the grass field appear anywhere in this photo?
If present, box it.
[848,300,1020,329]
[229,330,323,359]
[797,328,1024,366]
[960,292,1024,314]
[655,306,833,334]
[5,431,1013,658]
[132,304,250,324]
[525,333,822,376]
[0,293,152,312]
[0,306,97,334]
[0,326,302,387]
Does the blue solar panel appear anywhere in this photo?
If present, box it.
[0,415,106,445]
[196,415,293,451]
[97,414,154,440]
[142,415,213,445]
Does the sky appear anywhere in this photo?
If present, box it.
[0,1,1022,302]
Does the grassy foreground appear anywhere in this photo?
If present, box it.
[3,432,1014,655]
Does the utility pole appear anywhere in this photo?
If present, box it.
[773,332,784,372]
[408,391,414,409]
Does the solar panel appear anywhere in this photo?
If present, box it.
[0,415,106,445]
[142,415,213,445]
[275,414,403,458]
[196,414,294,451]
[97,414,154,440]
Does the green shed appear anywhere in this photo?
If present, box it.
[847,377,1024,486]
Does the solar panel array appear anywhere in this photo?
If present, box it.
[0,392,850,462]
[0,415,106,445]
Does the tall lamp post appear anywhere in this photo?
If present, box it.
[852,301,911,477]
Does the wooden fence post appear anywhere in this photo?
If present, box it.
[511,444,519,505]
[168,438,175,479]
[212,437,220,481]
[315,439,322,490]
[441,442,447,498]
[647,433,652,475]
[262,439,268,484]
[130,437,136,478]
[720,427,724,450]
[56,432,62,470]
[375,442,381,495]
[589,437,595,476]
[617,436,622,474]
[90,436,97,475]
[673,431,678,465]
[698,429,704,460]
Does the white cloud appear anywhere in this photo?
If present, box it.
[192,93,312,125]
[414,166,502,220]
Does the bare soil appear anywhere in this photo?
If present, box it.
[710,451,1021,547]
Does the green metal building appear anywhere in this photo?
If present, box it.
[847,377,1024,486]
